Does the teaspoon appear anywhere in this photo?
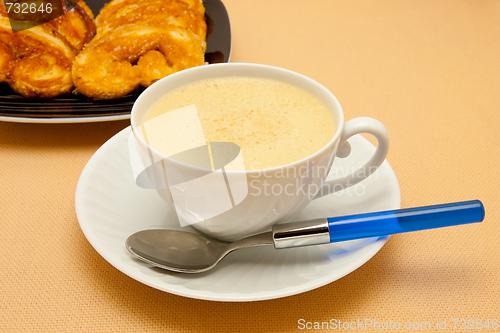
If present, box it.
[126,200,484,273]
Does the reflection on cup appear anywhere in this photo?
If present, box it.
[128,104,248,226]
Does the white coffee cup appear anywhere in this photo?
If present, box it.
[130,63,389,241]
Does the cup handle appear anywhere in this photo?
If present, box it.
[315,117,389,199]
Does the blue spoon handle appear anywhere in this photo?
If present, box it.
[327,200,484,243]
[272,200,485,248]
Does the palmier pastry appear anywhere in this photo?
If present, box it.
[72,0,206,99]
[0,0,95,98]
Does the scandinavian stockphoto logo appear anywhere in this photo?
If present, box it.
[2,0,79,32]
[128,104,248,227]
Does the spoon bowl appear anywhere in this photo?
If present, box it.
[126,229,274,273]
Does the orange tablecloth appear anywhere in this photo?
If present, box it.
[2,0,499,332]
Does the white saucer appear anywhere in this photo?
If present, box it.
[75,127,400,302]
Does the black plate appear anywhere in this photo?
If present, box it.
[0,0,231,123]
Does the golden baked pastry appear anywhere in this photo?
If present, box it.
[72,0,206,99]
[0,1,95,98]
[95,0,205,36]
[51,1,96,51]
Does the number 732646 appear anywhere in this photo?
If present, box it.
[452,319,498,330]
[5,2,53,14]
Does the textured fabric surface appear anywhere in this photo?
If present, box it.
[1,0,499,332]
